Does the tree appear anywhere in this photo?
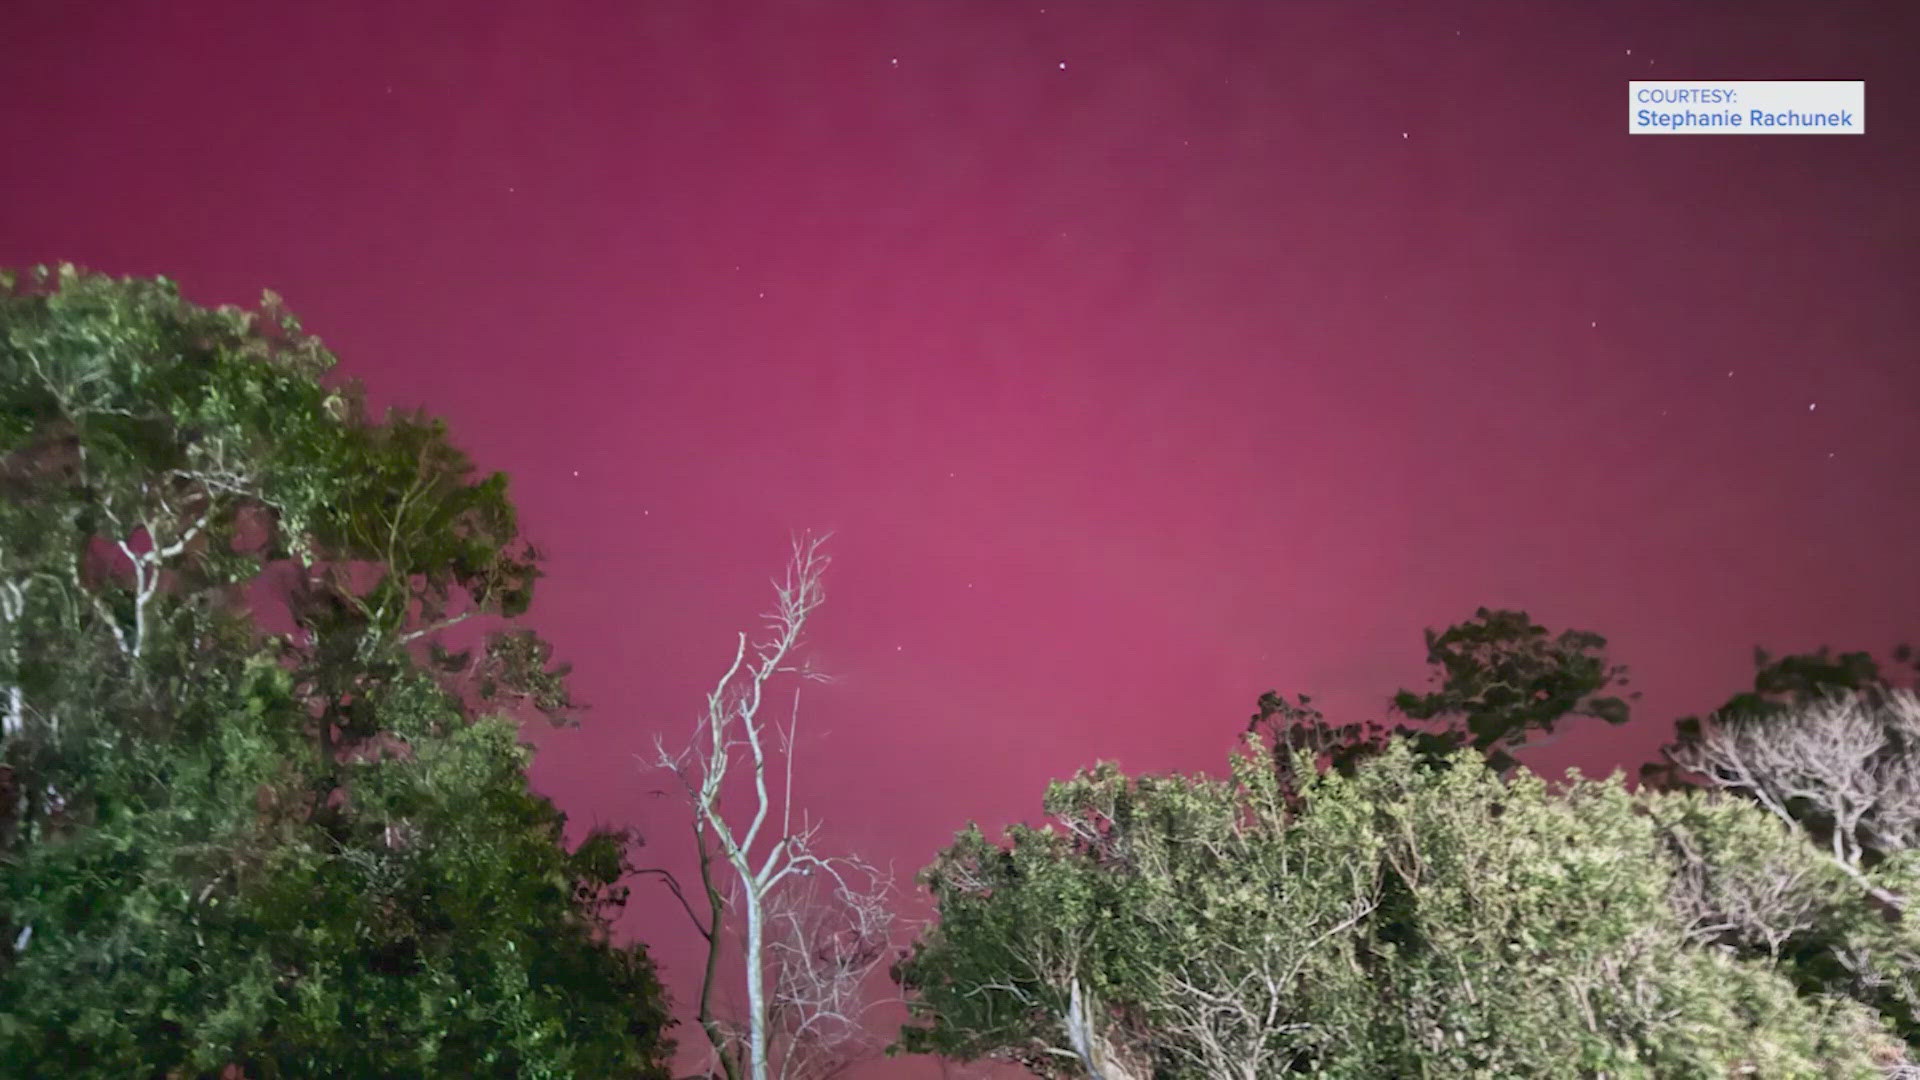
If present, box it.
[1713,646,1918,721]
[1250,607,1637,783]
[1389,606,1637,772]
[761,870,898,1079]
[1667,690,1920,885]
[1244,690,1389,800]
[894,737,1905,1078]
[1641,646,1920,1053]
[1645,782,1920,1055]
[649,535,895,1080]
[1644,644,1919,791]
[0,265,675,1077]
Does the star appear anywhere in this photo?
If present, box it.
[572,470,579,477]
[1402,132,1408,139]
[1809,403,1817,411]
[1059,61,1067,70]
[890,58,898,67]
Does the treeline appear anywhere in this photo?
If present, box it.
[895,647,1920,1077]
[0,268,675,1077]
[889,541,1920,1076]
[4,268,1916,1079]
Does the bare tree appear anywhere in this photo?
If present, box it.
[1666,688,1920,918]
[648,534,896,1080]
[763,868,897,1080]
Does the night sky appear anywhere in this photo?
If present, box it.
[4,4,1917,1075]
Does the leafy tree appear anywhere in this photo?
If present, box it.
[1244,690,1388,800]
[1648,778,1920,1055]
[1644,644,1919,792]
[1390,607,1637,770]
[0,265,675,1077]
[894,738,1905,1078]
[1251,607,1637,782]
[1639,646,1920,1053]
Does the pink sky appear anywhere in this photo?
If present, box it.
[4,3,1917,1075]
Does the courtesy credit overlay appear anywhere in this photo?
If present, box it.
[1630,82,1864,134]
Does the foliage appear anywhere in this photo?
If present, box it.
[1641,645,1920,1054]
[894,738,1905,1078]
[1251,607,1638,782]
[1647,784,1920,1053]
[1645,644,1920,792]
[1715,646,1919,721]
[0,265,674,1077]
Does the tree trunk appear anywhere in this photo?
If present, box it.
[745,887,769,1080]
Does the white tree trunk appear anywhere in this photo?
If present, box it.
[650,535,895,1080]
[745,886,769,1080]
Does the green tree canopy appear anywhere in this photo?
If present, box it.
[0,265,674,1078]
[894,738,1906,1078]
[1251,607,1638,783]
[1645,779,1920,1054]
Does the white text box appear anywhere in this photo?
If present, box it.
[1629,81,1863,134]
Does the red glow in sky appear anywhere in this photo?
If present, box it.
[4,4,1917,1075]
